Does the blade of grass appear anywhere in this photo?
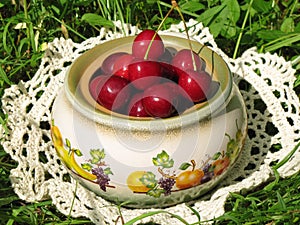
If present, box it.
[0,67,12,86]
[158,1,198,18]
[264,141,300,191]
[29,22,37,53]
[49,16,87,40]
[276,191,287,210]
[67,181,78,223]
[157,1,167,30]
[273,140,300,170]
[263,33,300,52]
[0,196,19,207]
[3,20,17,56]
[233,0,254,59]
[123,210,190,225]
[187,205,201,223]
[22,0,30,51]
[114,0,126,35]
[45,219,93,225]
[97,0,111,21]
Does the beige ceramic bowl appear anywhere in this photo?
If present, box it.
[51,34,247,208]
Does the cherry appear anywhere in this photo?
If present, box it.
[128,60,162,90]
[101,52,128,75]
[158,47,177,63]
[160,62,179,82]
[93,75,131,111]
[172,49,205,72]
[113,54,135,80]
[178,70,212,102]
[206,80,220,100]
[89,75,105,100]
[132,29,165,60]
[88,29,216,118]
[164,81,194,113]
[142,83,175,118]
[127,92,149,117]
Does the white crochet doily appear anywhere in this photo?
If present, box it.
[1,20,300,224]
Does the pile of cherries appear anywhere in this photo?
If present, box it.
[89,30,216,118]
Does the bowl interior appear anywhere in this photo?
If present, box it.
[64,34,232,130]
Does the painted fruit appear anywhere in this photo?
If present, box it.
[212,156,230,176]
[175,169,204,190]
[127,171,151,193]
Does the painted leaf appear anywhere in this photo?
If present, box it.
[140,172,157,189]
[74,149,83,157]
[212,152,222,160]
[179,162,192,170]
[90,149,105,164]
[147,189,165,198]
[103,167,113,175]
[152,150,174,168]
[81,163,92,171]
[65,138,71,148]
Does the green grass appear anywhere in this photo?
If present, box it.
[0,0,300,224]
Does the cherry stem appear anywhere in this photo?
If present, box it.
[144,4,176,60]
[174,1,197,71]
[143,0,197,72]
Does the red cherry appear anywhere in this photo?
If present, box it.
[163,81,194,113]
[160,62,179,82]
[172,49,205,72]
[113,54,135,80]
[128,60,162,90]
[178,70,212,102]
[101,52,128,75]
[158,47,177,63]
[142,83,175,118]
[162,81,181,107]
[132,30,165,60]
[89,75,105,100]
[96,75,131,110]
[127,93,149,117]
[206,80,220,100]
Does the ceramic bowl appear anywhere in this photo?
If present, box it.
[51,34,247,208]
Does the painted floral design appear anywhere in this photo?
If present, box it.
[126,129,243,198]
[51,120,242,197]
[50,122,113,191]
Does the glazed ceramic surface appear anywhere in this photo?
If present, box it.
[51,35,247,208]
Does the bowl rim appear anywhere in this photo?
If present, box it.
[64,34,233,131]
